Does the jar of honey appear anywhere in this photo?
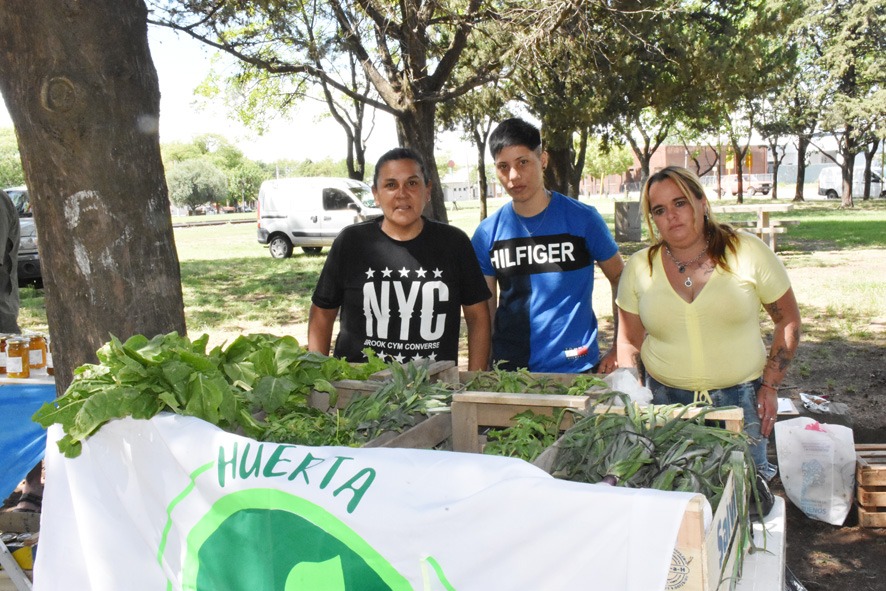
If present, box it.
[27,333,47,372]
[0,334,9,375]
[46,336,54,376]
[6,337,30,379]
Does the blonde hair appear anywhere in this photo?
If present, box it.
[640,166,738,272]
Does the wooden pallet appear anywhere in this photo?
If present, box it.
[856,443,886,528]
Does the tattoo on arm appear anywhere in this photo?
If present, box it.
[764,300,784,324]
[768,346,793,372]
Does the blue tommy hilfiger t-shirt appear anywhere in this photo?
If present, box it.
[471,192,618,373]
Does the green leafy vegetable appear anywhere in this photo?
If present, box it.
[34,332,390,457]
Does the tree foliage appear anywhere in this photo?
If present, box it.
[437,80,512,219]
[167,157,229,213]
[797,0,886,206]
[148,0,513,222]
[583,137,634,196]
[0,127,25,188]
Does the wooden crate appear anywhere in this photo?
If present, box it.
[451,370,604,453]
[535,443,747,591]
[308,361,458,450]
[856,443,886,528]
[451,391,592,453]
[365,413,452,450]
[309,360,458,411]
[592,403,745,433]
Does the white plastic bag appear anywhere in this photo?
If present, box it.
[775,417,856,525]
[599,368,653,407]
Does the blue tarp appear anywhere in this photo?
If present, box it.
[0,382,56,500]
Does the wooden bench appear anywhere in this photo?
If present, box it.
[712,204,797,250]
[728,220,798,251]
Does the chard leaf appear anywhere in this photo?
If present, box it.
[250,347,277,377]
[178,349,220,373]
[312,378,336,395]
[253,376,297,413]
[158,391,182,413]
[221,334,258,363]
[183,373,229,424]
[57,436,82,459]
[190,333,210,355]
[271,336,304,374]
[32,397,82,429]
[160,360,195,399]
[69,386,161,440]
[223,361,258,388]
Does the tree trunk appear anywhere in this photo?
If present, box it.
[0,0,187,394]
[395,104,448,222]
[793,135,809,202]
[768,140,783,201]
[471,129,489,220]
[569,129,589,198]
[540,125,575,197]
[862,140,879,201]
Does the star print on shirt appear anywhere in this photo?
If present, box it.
[415,267,427,278]
[411,354,424,362]
[433,268,443,278]
[382,267,393,278]
[365,268,375,279]
[398,267,410,277]
[428,352,437,362]
[392,353,406,363]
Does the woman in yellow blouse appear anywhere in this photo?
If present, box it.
[616,166,801,481]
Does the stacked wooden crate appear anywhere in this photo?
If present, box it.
[856,443,886,528]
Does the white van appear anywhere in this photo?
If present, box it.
[256,177,382,257]
[817,166,885,199]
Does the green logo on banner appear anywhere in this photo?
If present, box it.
[180,489,411,590]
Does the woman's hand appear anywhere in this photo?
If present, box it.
[757,383,779,437]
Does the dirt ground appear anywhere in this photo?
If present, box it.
[754,240,886,590]
[768,342,886,590]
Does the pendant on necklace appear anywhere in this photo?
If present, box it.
[684,277,693,288]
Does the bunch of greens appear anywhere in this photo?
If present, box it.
[259,361,455,447]
[552,392,766,580]
[552,393,754,511]
[33,332,387,457]
[483,409,568,462]
[464,363,606,395]
[341,362,455,443]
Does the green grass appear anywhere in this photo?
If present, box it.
[15,196,886,351]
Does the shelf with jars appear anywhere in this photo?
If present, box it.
[0,332,54,384]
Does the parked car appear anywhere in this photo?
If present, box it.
[729,174,772,196]
[2,186,41,285]
[256,177,382,257]
[817,165,885,199]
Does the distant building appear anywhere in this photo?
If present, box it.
[582,144,770,196]
[440,168,475,202]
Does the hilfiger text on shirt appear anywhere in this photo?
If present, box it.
[488,234,592,277]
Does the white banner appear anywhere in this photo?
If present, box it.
[34,414,699,590]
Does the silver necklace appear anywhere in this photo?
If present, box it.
[664,239,709,287]
[513,193,551,236]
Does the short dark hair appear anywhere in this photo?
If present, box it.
[372,147,429,188]
[489,118,542,159]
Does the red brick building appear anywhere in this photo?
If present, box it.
[583,144,770,195]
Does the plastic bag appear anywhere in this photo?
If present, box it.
[775,417,856,525]
[599,368,653,407]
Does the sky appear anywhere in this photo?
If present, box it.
[1,25,471,166]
